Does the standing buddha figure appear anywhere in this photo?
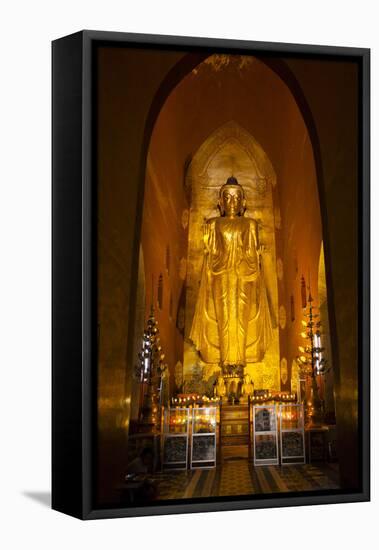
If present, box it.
[189,177,273,392]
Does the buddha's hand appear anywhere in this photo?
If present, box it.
[258,244,266,256]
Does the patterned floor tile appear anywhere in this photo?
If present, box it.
[151,460,340,501]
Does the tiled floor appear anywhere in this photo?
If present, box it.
[152,461,340,500]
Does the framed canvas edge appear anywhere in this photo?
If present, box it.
[71,30,370,519]
[78,29,370,57]
[82,490,370,521]
[52,31,85,520]
[360,45,370,504]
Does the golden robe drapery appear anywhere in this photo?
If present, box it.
[189,215,273,367]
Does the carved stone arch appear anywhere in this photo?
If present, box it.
[318,241,335,418]
[131,245,146,420]
[185,120,276,200]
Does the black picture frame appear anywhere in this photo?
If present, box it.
[52,30,370,520]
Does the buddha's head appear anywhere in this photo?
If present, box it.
[219,176,246,217]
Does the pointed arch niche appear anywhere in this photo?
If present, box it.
[140,53,326,399]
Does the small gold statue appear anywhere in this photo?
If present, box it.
[241,373,254,397]
[215,375,227,398]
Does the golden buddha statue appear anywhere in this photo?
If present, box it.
[241,373,254,402]
[189,177,273,392]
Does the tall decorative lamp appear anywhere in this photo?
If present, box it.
[135,305,167,433]
[297,287,329,426]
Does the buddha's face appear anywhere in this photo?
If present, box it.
[220,186,244,217]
